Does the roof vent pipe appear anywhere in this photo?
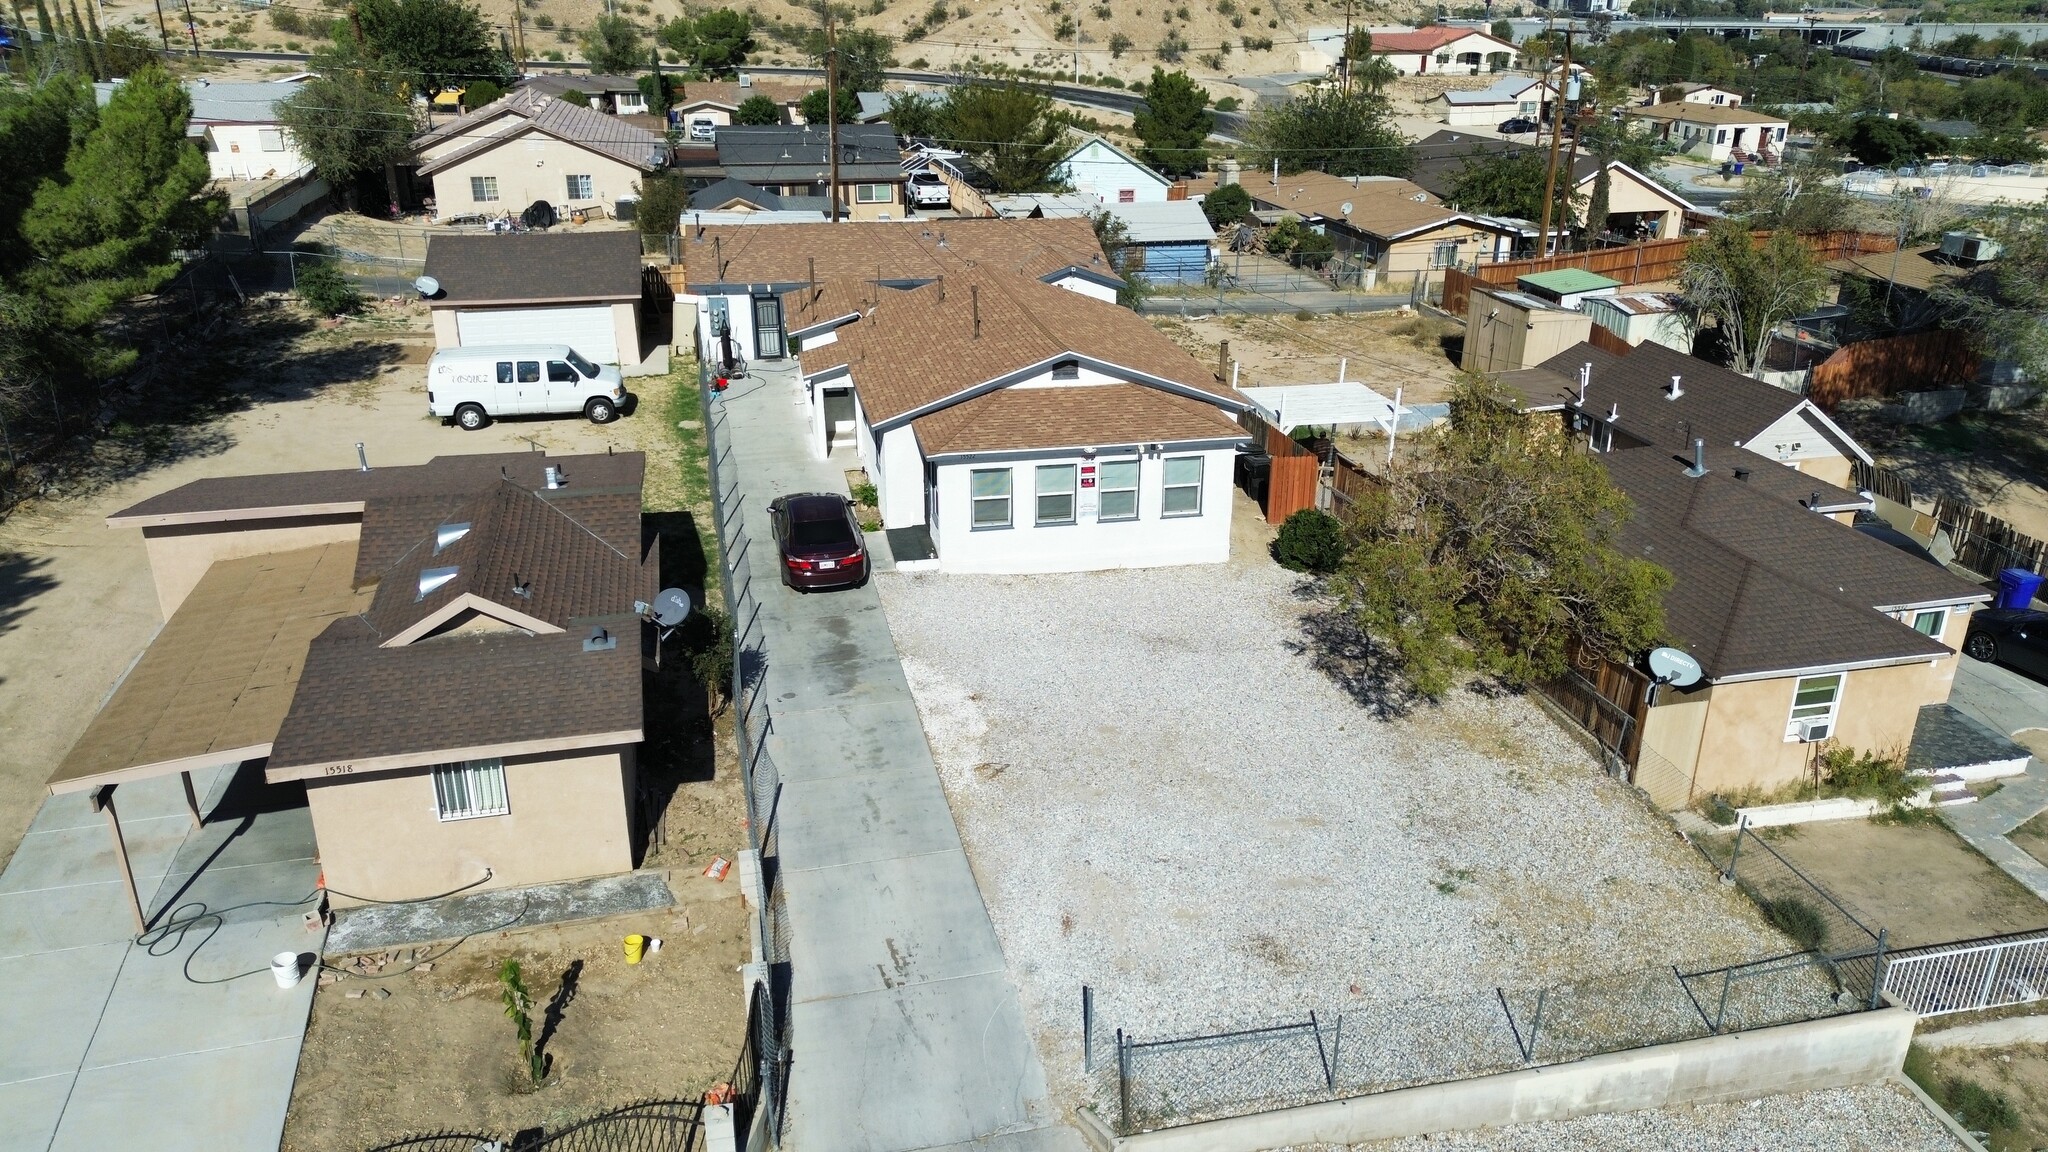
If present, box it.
[1809,491,1823,511]
[971,285,980,339]
[1685,438,1708,478]
[544,465,563,490]
[1608,403,1619,422]
[1667,374,1684,400]
[1577,361,1590,405]
[356,442,370,472]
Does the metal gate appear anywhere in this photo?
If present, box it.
[1881,929,2048,1017]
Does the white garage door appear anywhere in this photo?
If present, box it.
[456,306,618,363]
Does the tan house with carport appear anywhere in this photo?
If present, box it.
[1408,130,1699,243]
[413,89,668,221]
[49,451,655,919]
[423,231,648,369]
[1246,171,1522,287]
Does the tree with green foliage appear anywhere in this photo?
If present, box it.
[735,93,780,125]
[799,86,856,124]
[659,8,754,77]
[461,79,505,110]
[356,0,509,104]
[1201,181,1250,227]
[939,78,1068,192]
[0,76,94,274]
[1934,205,2048,383]
[1446,151,1580,228]
[1838,115,1935,166]
[1090,209,1147,308]
[804,26,894,94]
[633,171,688,237]
[1677,223,1828,377]
[1339,29,1397,95]
[278,55,420,210]
[639,56,675,117]
[1276,508,1345,573]
[885,89,941,137]
[1962,127,2046,163]
[1490,18,1513,42]
[581,14,644,76]
[1727,153,1870,234]
[21,68,220,329]
[498,959,545,1087]
[1246,84,1410,176]
[295,258,364,315]
[1265,216,1334,268]
[102,26,162,76]
[1132,67,1210,177]
[1333,374,1672,700]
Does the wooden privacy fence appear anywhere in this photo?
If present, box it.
[1807,330,1978,411]
[1932,495,2048,580]
[1240,410,1320,526]
[1442,231,1900,320]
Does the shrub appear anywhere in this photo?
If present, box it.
[1818,745,1914,802]
[1760,896,1828,951]
[1276,509,1346,573]
[851,481,879,506]
[534,12,553,27]
[1947,1078,2020,1133]
[1108,31,1132,56]
[270,6,304,33]
[1157,29,1187,60]
[295,260,363,316]
[687,605,735,712]
[1214,95,1239,112]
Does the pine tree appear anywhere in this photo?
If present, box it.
[67,0,100,78]
[31,0,56,60]
[84,1,108,78]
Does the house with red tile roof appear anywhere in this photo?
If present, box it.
[1364,26,1519,75]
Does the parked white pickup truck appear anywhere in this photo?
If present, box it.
[428,345,631,430]
[907,170,951,208]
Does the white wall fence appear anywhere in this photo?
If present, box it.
[1882,929,2048,1018]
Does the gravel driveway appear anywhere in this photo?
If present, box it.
[877,557,1801,1106]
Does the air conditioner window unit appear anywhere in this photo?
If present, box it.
[1793,718,1832,742]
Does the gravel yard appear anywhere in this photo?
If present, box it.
[1343,1082,1964,1152]
[877,557,1802,1109]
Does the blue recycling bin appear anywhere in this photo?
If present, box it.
[1997,567,2045,610]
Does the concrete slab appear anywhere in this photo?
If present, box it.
[775,767,964,872]
[326,869,675,954]
[0,1076,70,1152]
[783,852,1007,1002]
[51,1036,305,1152]
[82,914,318,1068]
[0,881,162,957]
[0,816,191,896]
[0,944,126,1083]
[761,699,939,786]
[1953,656,2048,743]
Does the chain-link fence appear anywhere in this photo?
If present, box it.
[702,357,788,1150]
[1693,822,1884,958]
[1087,946,1879,1135]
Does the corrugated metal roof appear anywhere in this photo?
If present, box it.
[1109,201,1217,244]
[1441,76,1545,106]
[1518,268,1622,295]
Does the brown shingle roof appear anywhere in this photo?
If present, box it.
[415,89,666,175]
[1627,103,1786,126]
[679,217,1113,289]
[423,232,645,307]
[672,79,809,110]
[1604,447,1985,680]
[806,268,1238,424]
[1246,171,1488,240]
[914,383,1243,455]
[1828,244,1970,294]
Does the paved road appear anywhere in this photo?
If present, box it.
[0,766,322,1152]
[708,363,1078,1152]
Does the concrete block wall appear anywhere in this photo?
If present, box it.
[1079,1008,1917,1152]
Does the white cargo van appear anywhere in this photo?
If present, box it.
[428,345,631,430]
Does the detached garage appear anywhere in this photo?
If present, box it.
[423,231,647,370]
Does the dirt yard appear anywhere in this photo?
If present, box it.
[1910,1042,2048,1152]
[281,881,749,1151]
[1153,310,1466,407]
[1835,401,2048,544]
[1755,819,2048,948]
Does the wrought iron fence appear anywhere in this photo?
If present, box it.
[364,1100,705,1152]
[1883,928,2048,1017]
[1089,947,1878,1136]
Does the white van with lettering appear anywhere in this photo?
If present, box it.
[428,345,631,430]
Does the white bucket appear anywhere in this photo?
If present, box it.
[272,952,302,989]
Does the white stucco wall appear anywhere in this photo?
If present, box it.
[206,123,309,181]
[929,446,1235,573]
[879,427,927,527]
[1744,407,1855,472]
[1058,139,1169,205]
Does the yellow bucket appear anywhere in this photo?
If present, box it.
[624,934,646,965]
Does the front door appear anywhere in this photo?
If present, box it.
[752,296,786,360]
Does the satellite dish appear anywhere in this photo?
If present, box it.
[1647,646,1703,688]
[650,587,693,628]
[413,275,441,298]
[1340,200,1354,216]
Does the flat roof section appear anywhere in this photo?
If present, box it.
[1518,269,1623,295]
[47,542,367,794]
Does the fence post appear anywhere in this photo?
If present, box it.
[1976,935,2004,1012]
[1309,1010,1334,1090]
[1868,928,1889,1011]
[1117,1030,1131,1136]
[1526,988,1547,1062]
[1082,985,1094,1074]
[1722,818,1747,884]
[1713,966,1735,1033]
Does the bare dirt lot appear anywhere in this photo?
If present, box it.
[282,881,748,1150]
[1835,401,2048,544]
[1154,309,1466,407]
[1754,819,2048,949]
[1910,1042,2048,1152]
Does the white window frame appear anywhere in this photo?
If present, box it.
[432,758,509,820]
[971,468,1013,530]
[565,173,594,200]
[471,175,500,203]
[1097,459,1139,522]
[1784,673,1844,742]
[258,127,286,152]
[854,183,892,203]
[1161,455,1204,518]
[1911,607,1948,637]
[1035,464,1077,526]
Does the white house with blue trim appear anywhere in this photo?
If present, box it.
[1055,134,1174,205]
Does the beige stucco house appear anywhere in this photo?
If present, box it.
[1409,131,1697,243]
[1497,342,1990,801]
[1247,171,1523,286]
[52,452,656,909]
[422,231,647,369]
[414,89,668,222]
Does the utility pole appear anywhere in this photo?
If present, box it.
[1341,0,1353,91]
[1537,27,1573,259]
[511,0,527,69]
[150,0,168,50]
[826,4,841,223]
[179,0,197,52]
[1560,69,1585,254]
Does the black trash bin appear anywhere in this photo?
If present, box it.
[1236,449,1272,506]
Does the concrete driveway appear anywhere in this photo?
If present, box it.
[1952,654,2048,746]
[0,765,322,1152]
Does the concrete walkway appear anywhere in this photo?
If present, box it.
[709,363,1078,1152]
[1941,658,2048,901]
[0,765,322,1152]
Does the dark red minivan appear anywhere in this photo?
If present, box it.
[769,493,869,592]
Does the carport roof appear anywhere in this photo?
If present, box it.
[1236,382,1405,430]
[423,232,644,307]
[46,542,366,794]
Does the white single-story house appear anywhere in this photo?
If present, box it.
[1626,103,1789,164]
[1430,76,1551,126]
[1658,82,1744,108]
[1365,26,1519,75]
[786,269,1251,573]
[413,89,668,221]
[1055,133,1173,205]
[96,78,312,181]
[672,218,1122,363]
[422,231,647,370]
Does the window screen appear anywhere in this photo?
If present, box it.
[1035,465,1076,525]
[1098,460,1139,522]
[971,469,1012,528]
[1161,456,1203,516]
[471,176,499,202]
[565,174,593,199]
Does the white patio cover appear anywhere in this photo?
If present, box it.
[1237,382,1407,433]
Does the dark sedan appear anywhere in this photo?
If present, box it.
[769,493,868,592]
[1498,117,1540,135]
[1964,609,2048,678]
